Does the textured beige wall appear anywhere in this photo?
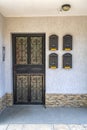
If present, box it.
[4,16,87,94]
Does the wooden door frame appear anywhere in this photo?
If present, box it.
[12,33,46,105]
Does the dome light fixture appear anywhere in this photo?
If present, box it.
[62,4,71,11]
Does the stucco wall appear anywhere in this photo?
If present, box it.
[0,13,5,97]
[4,16,87,94]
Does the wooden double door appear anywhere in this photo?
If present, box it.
[12,34,45,104]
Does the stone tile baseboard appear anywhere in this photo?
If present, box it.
[6,93,13,106]
[0,95,6,112]
[1,93,87,112]
[0,93,13,112]
[46,94,87,107]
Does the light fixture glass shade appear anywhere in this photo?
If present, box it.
[62,4,71,11]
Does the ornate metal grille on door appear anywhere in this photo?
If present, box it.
[12,34,45,104]
[30,37,42,64]
[30,75,43,103]
[16,37,28,64]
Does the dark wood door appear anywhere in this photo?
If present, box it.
[12,34,45,104]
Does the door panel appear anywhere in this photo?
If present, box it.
[12,34,45,104]
[16,37,28,64]
[16,74,29,103]
[30,37,42,64]
[30,75,43,103]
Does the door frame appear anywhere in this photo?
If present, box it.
[12,33,46,105]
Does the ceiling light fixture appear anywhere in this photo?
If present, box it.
[62,4,71,11]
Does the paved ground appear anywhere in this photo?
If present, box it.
[0,105,87,129]
[0,105,87,124]
[0,124,87,130]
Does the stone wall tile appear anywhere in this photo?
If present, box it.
[46,94,87,107]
